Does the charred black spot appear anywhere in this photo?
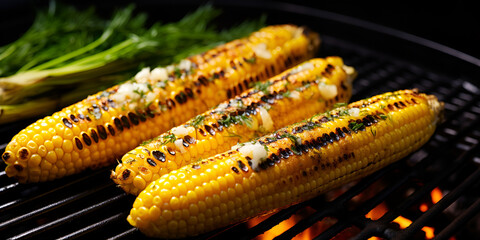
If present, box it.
[231,166,240,174]
[2,152,10,161]
[114,118,123,132]
[166,99,176,109]
[70,114,79,123]
[227,89,233,98]
[152,150,166,162]
[107,124,115,136]
[182,140,189,148]
[90,129,99,143]
[19,148,29,159]
[82,133,92,146]
[167,147,176,156]
[399,101,407,107]
[146,110,155,119]
[62,118,73,128]
[97,125,107,140]
[198,128,207,136]
[271,153,280,164]
[137,112,147,122]
[336,128,345,138]
[175,92,187,104]
[293,126,304,134]
[279,148,290,159]
[14,164,23,171]
[314,166,319,171]
[198,75,208,86]
[184,135,195,144]
[342,127,351,135]
[85,115,92,122]
[122,169,131,180]
[330,132,339,141]
[185,88,194,98]
[302,171,307,177]
[102,105,109,111]
[204,125,215,136]
[75,137,83,150]
[147,158,157,167]
[78,114,85,120]
[120,116,130,128]
[238,160,249,172]
[128,112,139,125]
[192,164,201,170]
[323,133,333,144]
[388,104,395,111]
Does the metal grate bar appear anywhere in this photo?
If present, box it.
[435,198,480,240]
[58,212,128,240]
[9,193,128,240]
[397,167,480,239]
[0,182,113,232]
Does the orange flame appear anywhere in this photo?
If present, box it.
[248,207,336,239]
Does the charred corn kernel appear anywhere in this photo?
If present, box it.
[112,57,357,195]
[2,25,320,183]
[129,89,444,238]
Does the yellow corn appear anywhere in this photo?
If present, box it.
[1,25,320,183]
[111,57,357,195]
[128,89,444,238]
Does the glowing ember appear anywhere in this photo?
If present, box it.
[366,202,388,220]
[419,203,429,212]
[431,187,443,204]
[247,207,336,239]
[393,216,436,239]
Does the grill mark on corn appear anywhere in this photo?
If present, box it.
[121,116,130,129]
[19,148,29,159]
[62,118,73,128]
[147,158,156,167]
[152,151,166,162]
[114,118,123,132]
[97,125,107,140]
[82,133,92,146]
[70,114,79,123]
[107,124,116,136]
[74,137,83,150]
[122,169,131,180]
[128,113,139,125]
[90,129,99,143]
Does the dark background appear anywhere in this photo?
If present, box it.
[1,0,479,59]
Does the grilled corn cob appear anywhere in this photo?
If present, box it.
[111,57,357,195]
[2,25,320,183]
[128,89,444,238]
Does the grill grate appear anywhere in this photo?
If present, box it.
[1,4,480,240]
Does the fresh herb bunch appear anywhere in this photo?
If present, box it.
[0,1,265,124]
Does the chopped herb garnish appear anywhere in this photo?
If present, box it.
[333,102,347,108]
[218,114,252,128]
[190,115,205,128]
[280,132,300,145]
[371,127,377,137]
[349,122,364,131]
[245,57,256,64]
[174,67,182,78]
[161,133,176,145]
[252,81,272,95]
[379,114,388,120]
[133,89,146,98]
[282,91,291,98]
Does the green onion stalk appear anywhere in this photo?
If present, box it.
[0,1,265,124]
